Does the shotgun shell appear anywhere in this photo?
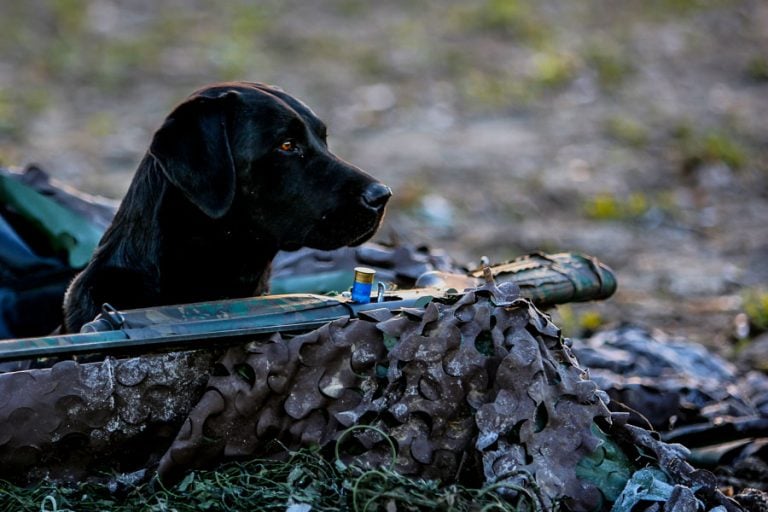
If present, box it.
[351,267,376,303]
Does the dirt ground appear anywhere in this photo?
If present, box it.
[0,0,766,359]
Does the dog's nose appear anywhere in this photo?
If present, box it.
[361,183,392,209]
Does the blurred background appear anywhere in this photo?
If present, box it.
[0,0,766,357]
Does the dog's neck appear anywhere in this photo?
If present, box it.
[156,185,278,305]
[96,155,278,306]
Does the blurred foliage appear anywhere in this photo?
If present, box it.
[700,132,748,170]
[455,0,547,45]
[555,304,607,337]
[0,1,275,91]
[0,90,14,139]
[671,122,748,171]
[460,70,534,109]
[628,0,727,20]
[585,43,634,91]
[0,87,49,143]
[390,178,431,211]
[743,288,768,334]
[584,192,649,221]
[0,0,759,140]
[604,116,649,148]
[746,56,768,81]
[530,51,579,89]
[85,112,116,138]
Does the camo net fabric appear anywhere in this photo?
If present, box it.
[0,281,746,509]
[157,280,615,510]
[0,350,215,483]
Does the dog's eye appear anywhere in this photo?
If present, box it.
[278,140,297,152]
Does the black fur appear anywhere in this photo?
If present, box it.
[62,82,390,332]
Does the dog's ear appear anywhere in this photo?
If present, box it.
[149,91,241,219]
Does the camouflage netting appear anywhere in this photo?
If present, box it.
[0,350,215,483]
[156,279,614,510]
[0,279,746,510]
[142,285,664,509]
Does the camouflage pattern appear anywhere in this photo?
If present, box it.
[477,251,617,307]
[0,252,615,362]
[0,274,742,510]
[0,350,215,484]
[154,277,737,510]
[0,295,353,362]
[156,278,620,510]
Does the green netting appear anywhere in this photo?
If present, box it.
[0,449,538,512]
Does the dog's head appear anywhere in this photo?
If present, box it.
[148,81,390,250]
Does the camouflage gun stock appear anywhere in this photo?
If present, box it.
[0,252,615,363]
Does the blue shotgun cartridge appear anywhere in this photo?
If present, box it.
[350,267,376,304]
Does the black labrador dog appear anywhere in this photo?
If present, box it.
[62,82,390,333]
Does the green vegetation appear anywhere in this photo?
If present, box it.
[0,89,15,140]
[0,87,50,142]
[530,51,579,89]
[457,0,546,45]
[585,44,633,91]
[0,0,754,141]
[700,132,748,170]
[555,304,606,337]
[0,2,276,93]
[85,112,116,138]
[456,48,581,110]
[584,192,649,221]
[0,449,530,512]
[743,287,768,334]
[747,56,768,81]
[604,116,649,148]
[671,123,749,171]
[459,70,534,109]
[636,0,723,20]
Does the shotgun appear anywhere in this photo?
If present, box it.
[0,252,615,362]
